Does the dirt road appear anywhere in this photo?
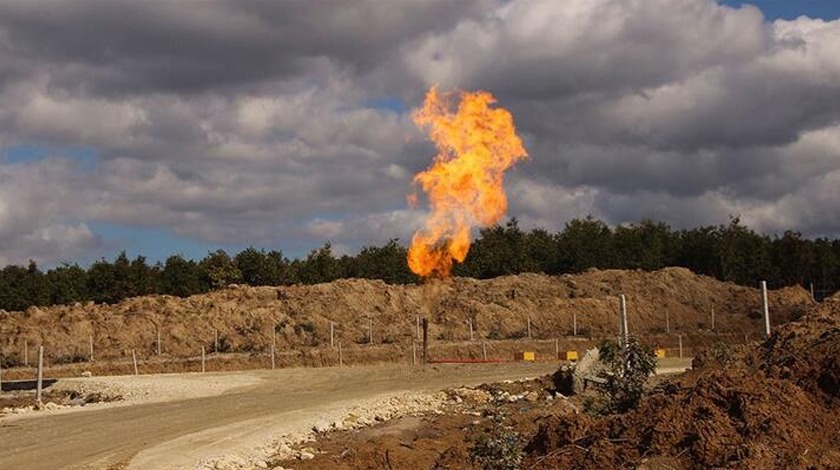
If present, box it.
[0,362,561,469]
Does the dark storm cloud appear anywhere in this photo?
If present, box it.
[0,0,491,95]
[1,0,840,265]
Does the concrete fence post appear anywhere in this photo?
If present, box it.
[36,346,44,406]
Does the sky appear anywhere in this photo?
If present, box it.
[1,0,840,267]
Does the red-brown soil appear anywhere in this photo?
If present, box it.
[272,295,840,470]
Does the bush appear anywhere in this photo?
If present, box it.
[597,338,657,413]
[470,411,524,470]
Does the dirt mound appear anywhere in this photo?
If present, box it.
[0,268,815,364]
[526,301,840,469]
[750,297,840,409]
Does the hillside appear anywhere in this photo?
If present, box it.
[0,267,814,365]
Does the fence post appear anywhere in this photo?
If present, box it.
[132,349,139,376]
[761,281,771,339]
[36,346,44,406]
[482,340,487,361]
[338,341,343,367]
[24,339,28,366]
[412,341,417,367]
[678,334,683,359]
[215,330,219,354]
[422,318,429,365]
[330,322,335,349]
[554,338,559,358]
[573,312,577,337]
[270,344,275,370]
[156,328,162,356]
[620,294,629,349]
[369,319,373,345]
[468,319,474,341]
[665,311,670,334]
[201,346,206,373]
[89,334,94,362]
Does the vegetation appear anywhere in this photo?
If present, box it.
[470,411,524,470]
[2,216,839,311]
[597,338,658,413]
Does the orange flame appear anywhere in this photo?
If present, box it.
[407,87,528,278]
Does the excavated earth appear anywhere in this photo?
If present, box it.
[0,268,813,374]
[272,294,840,470]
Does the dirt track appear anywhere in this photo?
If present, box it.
[0,362,566,469]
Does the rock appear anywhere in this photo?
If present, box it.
[298,451,315,461]
[524,391,540,402]
[81,371,93,377]
[573,347,606,393]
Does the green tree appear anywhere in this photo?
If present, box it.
[199,250,242,289]
[86,258,118,304]
[46,263,89,305]
[298,243,344,284]
[556,216,614,272]
[0,264,31,311]
[598,338,657,413]
[350,239,417,284]
[160,255,203,297]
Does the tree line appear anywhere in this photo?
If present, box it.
[1,216,838,312]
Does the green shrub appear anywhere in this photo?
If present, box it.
[597,338,657,413]
[470,411,524,470]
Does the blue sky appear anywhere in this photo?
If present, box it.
[2,0,840,269]
[720,0,840,20]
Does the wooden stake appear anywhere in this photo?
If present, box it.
[527,316,532,339]
[270,344,275,370]
[330,322,335,349]
[554,338,559,357]
[132,349,138,376]
[678,334,683,358]
[482,340,487,361]
[338,341,343,367]
[214,330,219,354]
[89,334,94,362]
[620,295,629,349]
[761,281,771,339]
[36,346,44,406]
[810,282,815,301]
[412,341,417,367]
[422,318,429,365]
[201,346,206,373]
[573,312,577,337]
[156,328,161,356]
[416,315,420,340]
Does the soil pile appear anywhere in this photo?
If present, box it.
[526,298,840,469]
[0,268,814,364]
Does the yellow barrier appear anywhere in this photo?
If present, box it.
[514,351,536,362]
[564,351,579,361]
[655,349,667,358]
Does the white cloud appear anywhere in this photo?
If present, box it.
[1,0,840,265]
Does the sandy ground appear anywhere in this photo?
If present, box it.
[0,359,691,470]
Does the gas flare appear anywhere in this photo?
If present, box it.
[407,87,528,278]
